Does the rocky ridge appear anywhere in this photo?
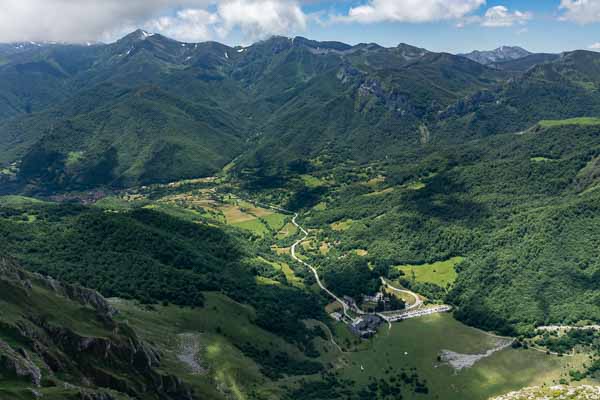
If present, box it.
[0,257,196,400]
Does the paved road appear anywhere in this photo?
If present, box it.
[290,214,356,319]
[238,195,448,326]
[380,277,422,310]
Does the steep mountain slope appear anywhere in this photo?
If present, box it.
[0,41,106,120]
[0,257,195,400]
[234,39,504,176]
[438,50,600,139]
[0,199,323,345]
[10,84,247,189]
[1,32,599,196]
[489,53,560,72]
[0,32,507,192]
[460,46,531,65]
[0,195,339,399]
[0,30,253,190]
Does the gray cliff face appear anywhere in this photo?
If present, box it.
[0,339,42,386]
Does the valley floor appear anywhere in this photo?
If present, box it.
[97,182,598,400]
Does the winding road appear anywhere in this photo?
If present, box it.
[224,194,356,317]
[237,195,450,328]
[380,277,422,310]
[290,213,356,319]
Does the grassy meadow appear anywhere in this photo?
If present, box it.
[113,293,595,400]
[538,118,600,128]
[334,314,592,400]
[397,257,464,288]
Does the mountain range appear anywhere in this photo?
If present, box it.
[2,31,597,193]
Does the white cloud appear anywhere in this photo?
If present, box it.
[589,42,600,49]
[456,5,532,29]
[147,9,219,43]
[0,0,202,43]
[480,6,532,27]
[217,0,307,40]
[338,0,486,24]
[560,0,600,24]
[0,0,308,43]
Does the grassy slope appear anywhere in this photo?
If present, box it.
[114,302,593,400]
[0,259,191,400]
[112,294,278,400]
[539,117,600,128]
[335,314,590,400]
[397,257,464,288]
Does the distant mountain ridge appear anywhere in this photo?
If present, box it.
[459,46,532,65]
[0,30,499,192]
[0,31,598,192]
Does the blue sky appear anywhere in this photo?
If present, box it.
[2,0,600,53]
[292,0,600,53]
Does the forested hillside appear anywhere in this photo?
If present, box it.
[0,198,324,346]
[277,121,600,335]
[0,31,506,191]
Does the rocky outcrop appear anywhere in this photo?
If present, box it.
[32,274,118,318]
[0,339,42,386]
[0,257,117,317]
[0,257,196,400]
[438,89,497,119]
[491,385,600,400]
[336,65,363,84]
[78,391,118,400]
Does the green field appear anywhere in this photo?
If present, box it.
[397,257,464,287]
[0,195,46,207]
[404,181,427,191]
[277,222,298,239]
[262,213,287,230]
[538,117,600,128]
[300,174,326,188]
[256,257,304,288]
[233,218,270,236]
[333,314,593,400]
[331,219,353,231]
[530,156,560,162]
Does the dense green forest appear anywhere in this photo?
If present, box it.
[7,33,600,193]
[285,123,600,334]
[0,201,324,345]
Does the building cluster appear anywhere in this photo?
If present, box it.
[362,292,384,303]
[349,314,384,338]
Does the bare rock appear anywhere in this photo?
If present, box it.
[0,339,42,386]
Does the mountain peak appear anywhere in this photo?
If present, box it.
[460,46,531,65]
[118,29,157,44]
